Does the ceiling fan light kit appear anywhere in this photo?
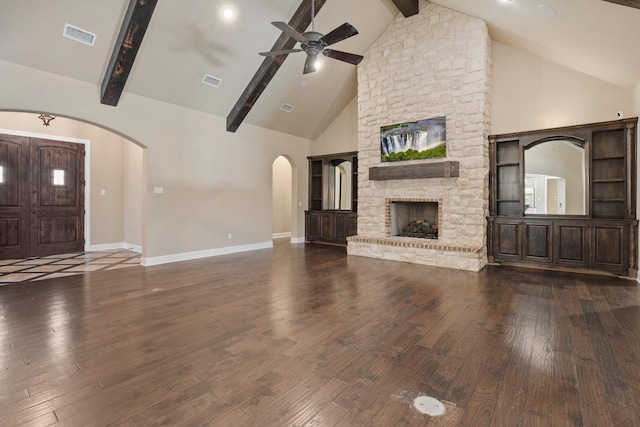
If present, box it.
[259,1,363,74]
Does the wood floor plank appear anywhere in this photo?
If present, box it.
[0,242,639,425]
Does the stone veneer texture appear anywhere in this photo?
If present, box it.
[348,1,492,272]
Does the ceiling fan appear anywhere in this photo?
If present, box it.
[259,1,364,74]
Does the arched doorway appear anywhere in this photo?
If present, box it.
[272,156,293,241]
[0,111,145,255]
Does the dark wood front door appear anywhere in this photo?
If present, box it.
[0,134,84,259]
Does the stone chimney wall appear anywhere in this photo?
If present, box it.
[347,1,492,271]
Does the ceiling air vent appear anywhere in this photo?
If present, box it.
[202,74,222,88]
[63,23,96,46]
[280,103,295,113]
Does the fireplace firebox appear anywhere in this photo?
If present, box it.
[388,200,440,239]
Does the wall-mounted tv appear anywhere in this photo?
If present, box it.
[380,116,446,162]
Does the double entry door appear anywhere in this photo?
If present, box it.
[0,133,85,259]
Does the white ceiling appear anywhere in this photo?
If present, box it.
[0,0,639,140]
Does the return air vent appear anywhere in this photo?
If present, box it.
[280,103,295,113]
[202,74,222,88]
[63,23,96,46]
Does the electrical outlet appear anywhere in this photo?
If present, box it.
[228,233,232,239]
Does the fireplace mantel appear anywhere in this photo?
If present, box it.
[369,161,459,181]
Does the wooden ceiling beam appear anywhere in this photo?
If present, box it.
[602,0,640,9]
[226,0,327,133]
[391,0,419,17]
[101,0,158,106]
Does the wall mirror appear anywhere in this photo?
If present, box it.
[524,139,586,215]
[325,159,352,210]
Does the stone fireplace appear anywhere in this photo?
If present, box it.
[346,1,492,272]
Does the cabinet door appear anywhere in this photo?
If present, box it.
[494,220,521,260]
[320,213,333,240]
[305,212,320,241]
[349,214,357,237]
[523,221,552,262]
[333,214,349,243]
[590,222,626,271]
[553,222,589,267]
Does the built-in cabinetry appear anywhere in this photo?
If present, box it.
[305,152,357,245]
[488,118,638,277]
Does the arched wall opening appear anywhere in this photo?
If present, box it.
[0,111,146,254]
[272,155,294,241]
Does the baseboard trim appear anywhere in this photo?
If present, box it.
[272,232,292,239]
[290,237,305,244]
[141,241,273,267]
[88,242,142,253]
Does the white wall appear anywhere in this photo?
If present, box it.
[635,83,640,116]
[311,97,358,156]
[492,42,633,134]
[0,59,310,261]
[124,142,145,247]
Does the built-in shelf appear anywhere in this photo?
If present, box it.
[488,117,638,278]
[306,152,358,246]
[593,178,625,183]
[593,155,625,161]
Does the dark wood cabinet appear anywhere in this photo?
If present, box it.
[305,152,358,246]
[488,118,638,277]
[305,210,357,245]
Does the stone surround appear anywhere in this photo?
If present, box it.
[347,1,492,272]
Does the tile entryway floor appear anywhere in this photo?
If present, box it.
[0,249,141,286]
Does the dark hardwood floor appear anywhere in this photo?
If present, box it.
[1,241,639,426]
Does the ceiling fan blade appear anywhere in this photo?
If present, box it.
[259,49,303,56]
[322,49,364,65]
[272,21,307,43]
[303,54,318,74]
[319,23,358,46]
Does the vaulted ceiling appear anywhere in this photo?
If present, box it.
[1,0,639,140]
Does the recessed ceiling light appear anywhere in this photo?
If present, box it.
[499,0,513,3]
[221,6,235,21]
[537,4,556,16]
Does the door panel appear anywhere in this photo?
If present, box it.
[591,223,625,269]
[554,222,588,266]
[30,139,85,256]
[524,222,551,261]
[0,135,30,258]
[495,221,520,259]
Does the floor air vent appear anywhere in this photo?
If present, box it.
[63,23,96,46]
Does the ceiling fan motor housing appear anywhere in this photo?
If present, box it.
[301,31,326,55]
